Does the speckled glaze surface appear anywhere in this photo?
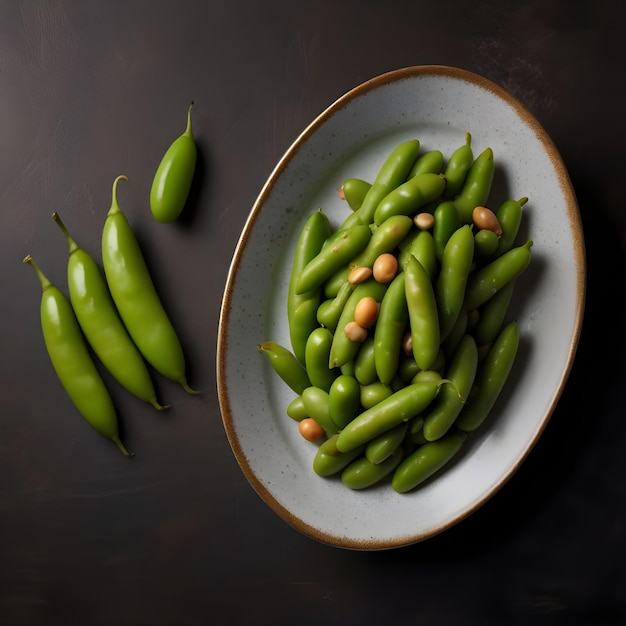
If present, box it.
[216,65,585,550]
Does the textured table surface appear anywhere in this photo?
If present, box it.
[1,1,625,624]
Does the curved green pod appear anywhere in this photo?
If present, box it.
[102,175,198,393]
[53,213,167,411]
[23,255,129,455]
[150,101,197,223]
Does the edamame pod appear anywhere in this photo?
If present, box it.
[347,139,421,226]
[474,229,500,259]
[464,241,533,311]
[258,341,311,395]
[373,173,446,225]
[341,178,371,211]
[288,209,333,363]
[102,176,198,393]
[342,447,404,490]
[301,386,339,435]
[305,327,338,392]
[353,337,378,386]
[423,335,478,441]
[456,320,519,432]
[404,255,440,371]
[53,213,167,411]
[374,272,408,385]
[316,280,354,332]
[433,200,461,263]
[436,225,475,341]
[286,395,308,422]
[150,101,197,223]
[336,381,441,453]
[472,280,515,346]
[295,224,372,295]
[408,150,444,177]
[360,381,394,409]
[23,255,129,456]
[398,229,438,280]
[495,197,528,257]
[453,147,495,224]
[392,430,467,493]
[313,436,365,477]
[365,422,408,465]
[328,374,361,429]
[443,133,473,198]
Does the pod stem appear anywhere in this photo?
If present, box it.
[180,379,202,395]
[465,132,471,146]
[184,101,195,136]
[111,435,131,456]
[518,197,529,206]
[52,212,79,254]
[23,254,51,291]
[107,175,128,217]
[151,400,171,411]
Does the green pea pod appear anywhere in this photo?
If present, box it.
[360,381,394,409]
[423,335,478,441]
[305,327,339,392]
[464,240,533,311]
[316,280,354,332]
[408,150,444,177]
[341,447,404,490]
[295,224,372,295]
[472,280,516,346]
[258,341,311,395]
[373,173,446,225]
[150,101,197,223]
[365,422,408,465]
[324,215,412,296]
[392,430,467,493]
[453,147,495,224]
[286,395,308,422]
[328,374,361,429]
[23,255,129,456]
[495,197,528,257]
[301,386,339,435]
[405,255,440,371]
[53,213,167,411]
[456,320,519,432]
[336,381,441,453]
[443,133,474,198]
[398,229,438,280]
[435,225,475,341]
[354,336,377,386]
[328,279,387,369]
[288,209,333,363]
[341,178,372,211]
[474,229,500,259]
[346,139,421,226]
[442,309,468,360]
[433,200,461,263]
[313,435,365,477]
[102,176,198,393]
[374,272,408,385]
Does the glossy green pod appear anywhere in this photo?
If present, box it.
[150,101,197,223]
[102,175,198,393]
[23,255,129,455]
[53,213,167,411]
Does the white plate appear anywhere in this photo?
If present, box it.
[216,65,585,550]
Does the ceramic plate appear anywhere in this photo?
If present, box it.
[216,65,585,550]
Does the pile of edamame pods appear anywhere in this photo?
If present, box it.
[24,103,199,456]
[260,133,533,493]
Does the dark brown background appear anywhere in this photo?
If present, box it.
[1,1,625,624]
